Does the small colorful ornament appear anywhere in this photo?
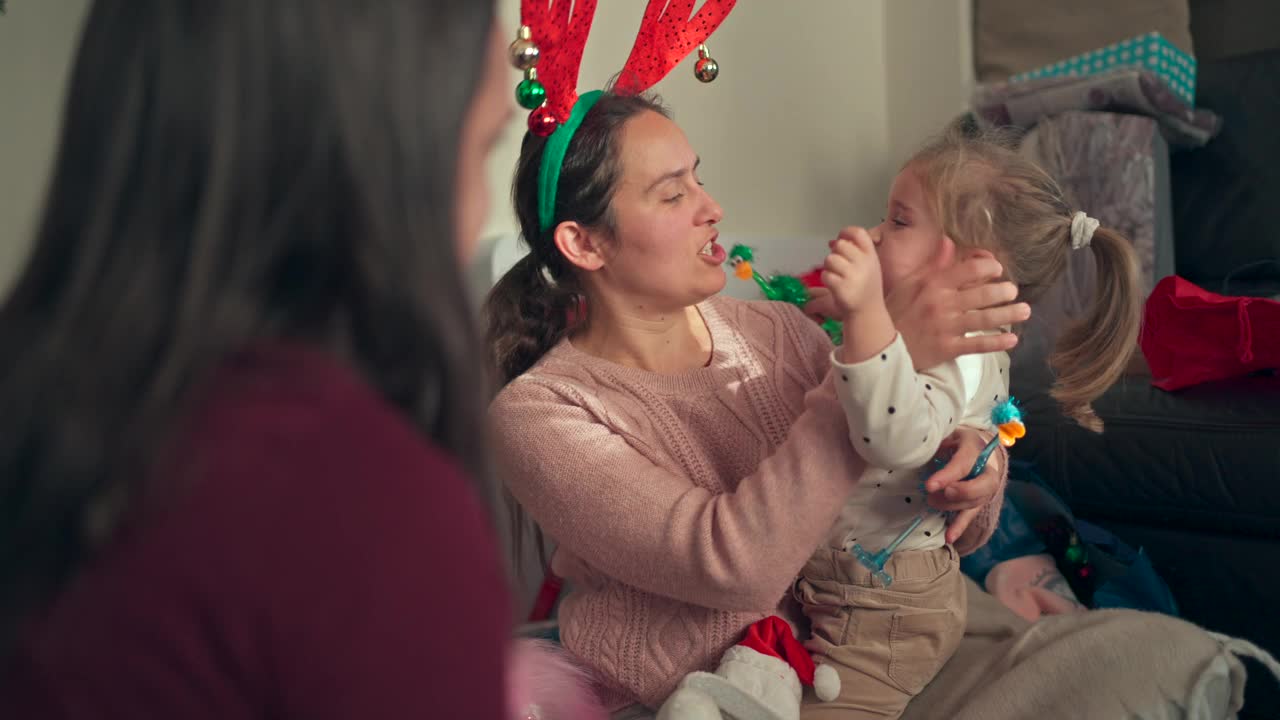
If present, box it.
[516,68,547,110]
[518,0,738,231]
[527,105,559,137]
[508,25,541,71]
[694,43,720,83]
[727,244,843,344]
[1038,517,1097,604]
[1064,536,1088,565]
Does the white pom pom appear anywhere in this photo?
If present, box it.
[813,663,841,702]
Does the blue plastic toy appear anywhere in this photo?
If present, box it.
[849,398,1025,586]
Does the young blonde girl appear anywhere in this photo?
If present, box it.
[801,125,1142,719]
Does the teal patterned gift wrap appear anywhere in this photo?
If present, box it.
[1011,32,1196,106]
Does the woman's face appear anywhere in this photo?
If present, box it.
[454,23,514,266]
[592,110,725,311]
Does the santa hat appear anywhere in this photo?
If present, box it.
[737,616,841,702]
[657,617,842,720]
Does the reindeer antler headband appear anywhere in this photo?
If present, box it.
[508,0,738,233]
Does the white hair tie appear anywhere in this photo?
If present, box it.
[1070,211,1099,250]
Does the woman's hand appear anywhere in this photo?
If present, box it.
[924,426,1004,545]
[802,286,836,323]
[887,239,1030,370]
[804,238,1029,369]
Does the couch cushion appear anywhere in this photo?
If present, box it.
[1189,0,1280,61]
[1170,50,1280,295]
[1095,519,1280,718]
[1010,356,1280,539]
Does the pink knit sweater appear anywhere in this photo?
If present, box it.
[490,295,1005,709]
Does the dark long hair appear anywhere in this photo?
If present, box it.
[483,91,667,572]
[0,0,495,661]
[484,92,668,386]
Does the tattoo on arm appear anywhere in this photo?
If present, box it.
[1031,567,1087,609]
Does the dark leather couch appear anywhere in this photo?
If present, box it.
[1012,37,1280,718]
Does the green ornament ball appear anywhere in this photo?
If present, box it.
[516,78,546,110]
[1065,544,1087,564]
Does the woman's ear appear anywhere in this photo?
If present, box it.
[929,235,959,270]
[553,221,606,272]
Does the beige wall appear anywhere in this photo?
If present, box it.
[0,0,91,297]
[0,1,974,300]
[884,0,976,169]
[485,0,896,253]
[485,0,976,287]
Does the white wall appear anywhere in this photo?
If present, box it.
[0,0,91,298]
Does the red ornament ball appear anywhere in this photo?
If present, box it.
[528,106,558,137]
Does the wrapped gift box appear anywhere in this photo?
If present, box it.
[1011,32,1196,105]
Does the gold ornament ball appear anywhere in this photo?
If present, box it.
[509,38,540,71]
[694,56,719,83]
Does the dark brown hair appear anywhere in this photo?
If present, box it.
[0,0,495,660]
[483,91,668,571]
[484,92,669,386]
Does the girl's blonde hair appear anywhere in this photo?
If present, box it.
[908,124,1142,432]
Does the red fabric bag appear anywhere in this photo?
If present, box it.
[798,266,826,289]
[1140,275,1280,391]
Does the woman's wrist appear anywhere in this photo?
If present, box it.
[968,426,1003,480]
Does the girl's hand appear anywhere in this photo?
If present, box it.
[820,227,884,320]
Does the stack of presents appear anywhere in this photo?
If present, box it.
[973,1,1280,716]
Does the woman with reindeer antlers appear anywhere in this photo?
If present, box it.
[487,2,1265,719]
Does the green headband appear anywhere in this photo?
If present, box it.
[537,89,604,234]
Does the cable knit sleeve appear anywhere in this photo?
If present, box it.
[490,371,864,614]
[952,351,1013,556]
[953,440,1009,556]
[784,304,839,385]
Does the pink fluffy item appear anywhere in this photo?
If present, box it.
[507,638,608,720]
[656,616,839,720]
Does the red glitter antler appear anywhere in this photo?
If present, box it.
[521,0,598,133]
[614,0,737,95]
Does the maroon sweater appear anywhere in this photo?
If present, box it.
[2,343,510,719]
